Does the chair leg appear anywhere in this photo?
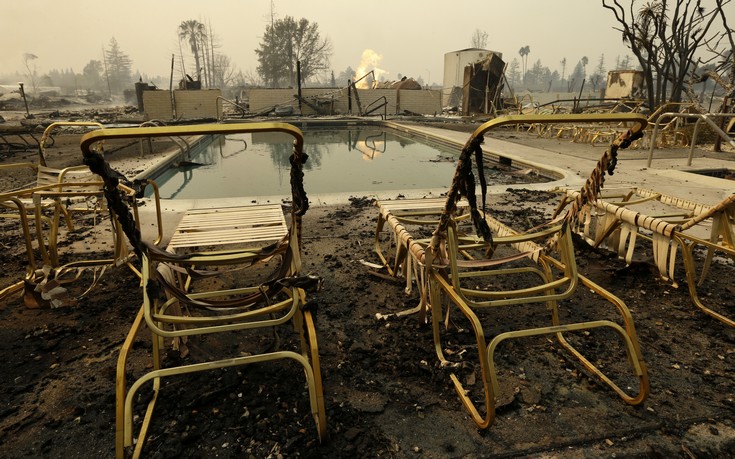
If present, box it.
[678,236,735,328]
[123,351,322,456]
[552,274,649,405]
[116,304,162,459]
[130,378,161,459]
[374,214,408,278]
[449,310,496,430]
[293,288,327,441]
[115,305,143,459]
[33,204,51,265]
[430,272,496,429]
[302,309,327,441]
[486,319,647,407]
[373,215,395,275]
[430,270,649,431]
[46,201,64,266]
[121,315,165,458]
[58,203,75,231]
[429,273,451,366]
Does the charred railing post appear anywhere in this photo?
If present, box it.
[18,83,31,119]
[297,60,302,114]
[347,80,352,115]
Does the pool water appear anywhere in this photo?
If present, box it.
[150,127,462,199]
[689,168,735,181]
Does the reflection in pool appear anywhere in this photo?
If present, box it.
[149,127,463,199]
[148,127,548,200]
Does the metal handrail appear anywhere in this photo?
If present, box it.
[215,96,248,120]
[646,112,735,167]
[137,120,190,158]
[364,96,388,119]
[538,98,646,109]
[81,122,304,155]
[646,102,701,126]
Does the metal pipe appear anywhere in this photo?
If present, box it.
[169,54,175,117]
[215,96,248,120]
[297,60,302,113]
[18,83,30,118]
[538,98,644,108]
[347,80,352,114]
[688,119,703,166]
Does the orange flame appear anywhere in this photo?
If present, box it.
[354,49,387,89]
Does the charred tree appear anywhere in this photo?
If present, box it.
[602,0,730,110]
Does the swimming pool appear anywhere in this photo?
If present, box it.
[146,125,550,200]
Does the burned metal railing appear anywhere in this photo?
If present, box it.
[646,112,735,167]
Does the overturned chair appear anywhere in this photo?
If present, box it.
[377,114,650,429]
[557,186,735,328]
[78,123,326,458]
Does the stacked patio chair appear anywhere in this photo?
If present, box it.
[374,114,650,429]
[78,122,325,458]
[556,186,735,327]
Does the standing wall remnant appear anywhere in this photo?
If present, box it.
[605,70,645,100]
[247,88,441,116]
[442,48,503,108]
[461,54,506,116]
[142,89,222,120]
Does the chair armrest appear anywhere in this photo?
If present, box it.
[457,223,562,246]
[55,165,94,181]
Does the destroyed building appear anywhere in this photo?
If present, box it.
[442,48,505,115]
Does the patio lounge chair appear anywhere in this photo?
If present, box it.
[77,122,325,458]
[373,196,469,320]
[0,121,138,306]
[376,114,650,429]
[556,186,735,327]
[0,122,107,238]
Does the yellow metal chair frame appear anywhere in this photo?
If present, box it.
[0,121,106,234]
[418,114,650,429]
[118,233,325,457]
[0,179,141,306]
[77,123,325,458]
[429,216,648,428]
[373,197,470,319]
[0,196,39,297]
[676,198,735,327]
[558,187,735,328]
[0,122,143,303]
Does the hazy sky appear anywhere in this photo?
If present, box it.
[2,0,732,86]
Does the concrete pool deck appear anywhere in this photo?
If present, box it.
[123,121,735,246]
[408,123,735,201]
